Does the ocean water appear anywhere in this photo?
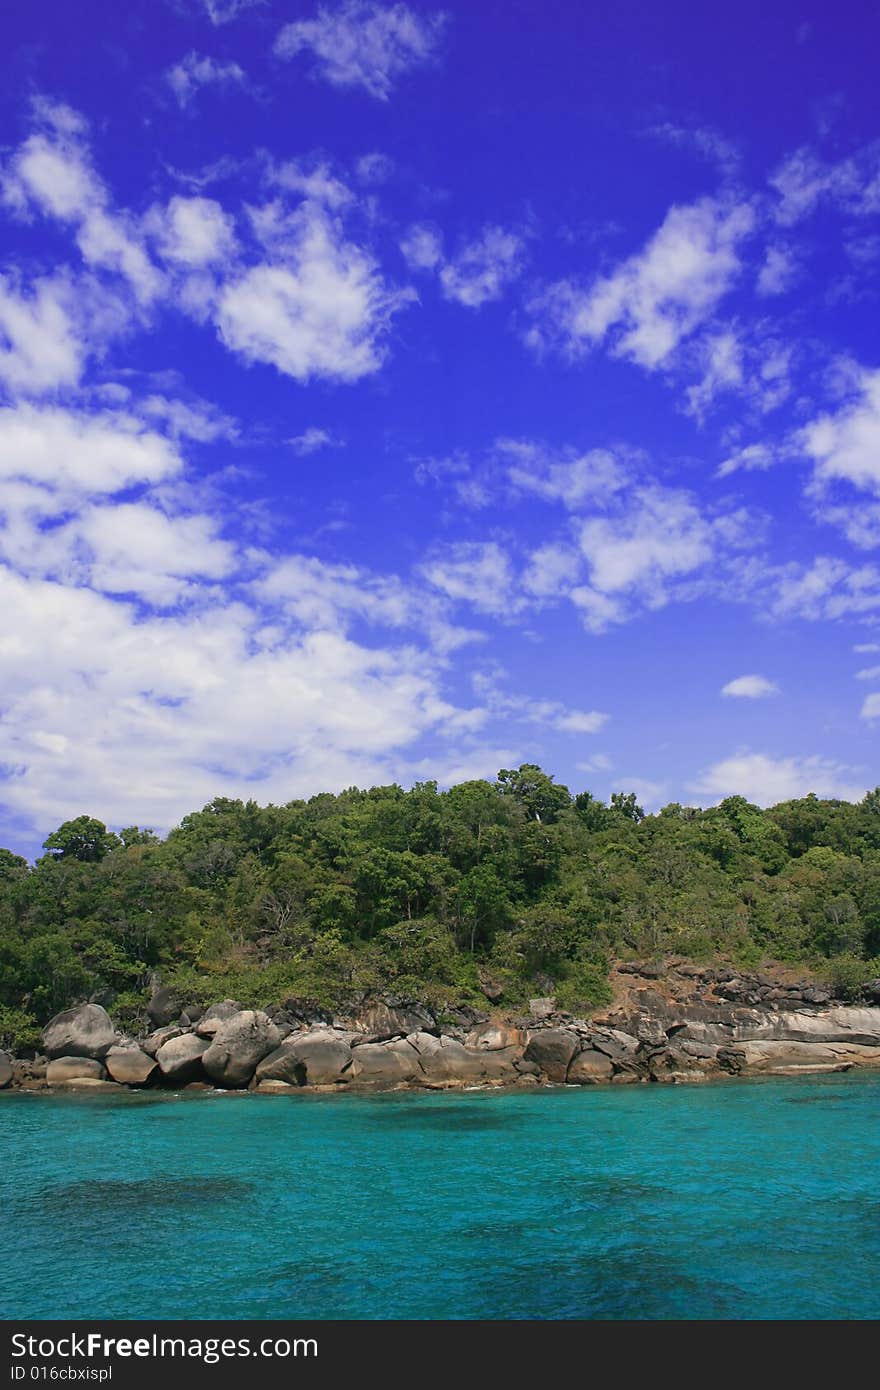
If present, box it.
[2,1074,880,1320]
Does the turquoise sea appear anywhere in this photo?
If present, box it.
[2,1074,880,1320]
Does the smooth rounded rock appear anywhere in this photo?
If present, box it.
[256,1031,353,1087]
[156,1033,209,1082]
[42,1004,117,1060]
[47,1056,107,1084]
[105,1046,158,1086]
[202,1010,281,1088]
[567,1048,613,1084]
[523,1028,579,1082]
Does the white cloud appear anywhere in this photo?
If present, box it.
[274,1,446,101]
[691,751,868,806]
[201,0,263,22]
[147,195,237,267]
[721,674,780,698]
[0,275,84,395]
[576,753,612,773]
[716,442,776,478]
[578,485,714,595]
[272,159,352,210]
[527,196,754,369]
[801,366,880,494]
[552,708,608,734]
[400,223,443,270]
[855,643,880,653]
[420,542,515,616]
[0,566,485,834]
[757,245,797,296]
[499,439,628,509]
[757,555,880,622]
[288,427,339,455]
[856,665,880,680]
[0,403,181,496]
[166,53,247,109]
[685,329,743,419]
[216,204,412,381]
[438,226,525,308]
[649,123,739,179]
[862,693,880,721]
[770,142,880,225]
[4,103,161,304]
[521,542,581,597]
[355,151,394,184]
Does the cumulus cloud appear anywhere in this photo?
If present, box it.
[166,53,247,109]
[801,366,880,495]
[438,226,525,307]
[271,159,353,210]
[401,223,525,307]
[216,204,413,381]
[0,275,84,394]
[288,427,340,455]
[716,442,777,478]
[274,1,446,101]
[862,693,880,720]
[201,0,264,22]
[691,751,868,806]
[750,554,880,623]
[4,101,161,304]
[146,195,237,267]
[420,542,516,616]
[578,486,715,595]
[400,223,443,270]
[721,674,780,698]
[526,196,754,369]
[770,142,880,225]
[0,399,493,834]
[757,244,797,296]
[499,439,628,509]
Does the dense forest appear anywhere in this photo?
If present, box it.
[2,765,880,1051]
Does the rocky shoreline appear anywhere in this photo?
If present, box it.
[4,961,880,1096]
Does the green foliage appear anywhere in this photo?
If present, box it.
[3,775,880,1034]
[0,1004,40,1053]
[41,816,121,864]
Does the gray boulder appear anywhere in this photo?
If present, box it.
[0,1051,12,1089]
[350,1038,423,1086]
[202,1010,281,1088]
[256,1031,354,1087]
[195,1001,246,1039]
[407,1032,520,1087]
[42,1004,117,1060]
[523,1028,579,1081]
[352,1001,436,1040]
[46,1056,107,1084]
[567,1049,614,1084]
[105,1046,158,1086]
[140,1025,184,1058]
[156,1033,210,1082]
[146,986,181,1028]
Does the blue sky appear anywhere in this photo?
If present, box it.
[1,0,879,858]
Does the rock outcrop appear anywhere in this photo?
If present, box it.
[6,959,880,1099]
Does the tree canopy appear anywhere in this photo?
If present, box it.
[2,766,879,1051]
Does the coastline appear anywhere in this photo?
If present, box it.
[5,959,880,1098]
